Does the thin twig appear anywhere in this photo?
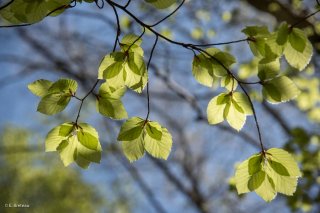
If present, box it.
[290,9,320,28]
[75,79,100,124]
[110,4,121,51]
[124,0,131,8]
[0,0,14,10]
[193,38,249,47]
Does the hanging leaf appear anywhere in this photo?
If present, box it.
[284,32,313,71]
[262,76,300,104]
[258,58,280,80]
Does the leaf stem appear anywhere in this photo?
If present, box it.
[145,35,159,122]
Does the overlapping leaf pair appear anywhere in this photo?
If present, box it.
[117,117,173,162]
[234,148,301,202]
[28,78,77,115]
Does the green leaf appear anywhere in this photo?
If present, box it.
[144,0,177,9]
[47,78,78,94]
[262,76,300,104]
[258,58,280,80]
[234,148,301,202]
[248,170,266,191]
[28,79,53,97]
[284,30,313,71]
[98,52,125,80]
[57,137,77,167]
[37,93,71,115]
[242,26,270,37]
[224,100,246,131]
[117,117,145,141]
[122,134,145,162]
[76,141,102,163]
[124,52,148,93]
[207,93,228,125]
[266,148,301,177]
[77,130,98,150]
[45,124,68,152]
[120,34,144,56]
[121,34,142,46]
[276,22,289,46]
[144,127,172,160]
[235,153,262,194]
[288,28,307,52]
[207,92,250,131]
[192,55,214,87]
[232,92,253,115]
[206,48,236,77]
[59,122,74,136]
[254,174,277,202]
[97,83,128,119]
[146,121,163,140]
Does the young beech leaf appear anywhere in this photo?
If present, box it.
[192,48,236,87]
[45,122,102,169]
[234,148,301,202]
[192,55,214,87]
[276,23,289,46]
[96,82,128,120]
[207,92,251,131]
[120,34,144,56]
[284,28,313,71]
[258,58,280,81]
[28,79,53,97]
[98,34,148,93]
[224,100,246,131]
[262,76,300,104]
[288,28,307,53]
[118,117,172,162]
[117,117,145,141]
[242,26,283,59]
[144,0,177,9]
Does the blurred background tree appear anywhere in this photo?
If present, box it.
[0,0,319,212]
